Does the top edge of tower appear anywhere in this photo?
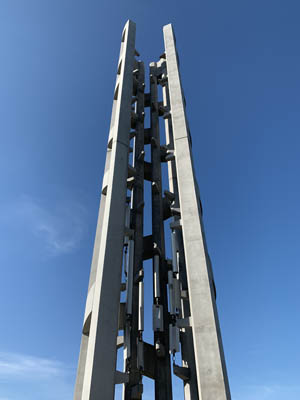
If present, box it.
[163,23,173,32]
[124,19,136,28]
[121,20,136,42]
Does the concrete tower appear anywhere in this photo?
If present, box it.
[74,20,231,400]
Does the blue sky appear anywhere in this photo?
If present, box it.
[0,0,300,399]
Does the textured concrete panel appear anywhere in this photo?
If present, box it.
[74,20,136,400]
[163,23,231,400]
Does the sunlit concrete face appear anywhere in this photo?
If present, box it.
[73,20,231,400]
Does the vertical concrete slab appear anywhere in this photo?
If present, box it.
[163,24,231,400]
[163,80,199,400]
[74,155,111,400]
[74,20,136,400]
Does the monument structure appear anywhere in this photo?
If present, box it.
[74,20,231,400]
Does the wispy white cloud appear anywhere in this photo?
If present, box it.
[0,352,70,379]
[0,352,74,400]
[232,382,300,400]
[0,194,87,256]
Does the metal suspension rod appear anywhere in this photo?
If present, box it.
[124,60,145,400]
[149,61,172,400]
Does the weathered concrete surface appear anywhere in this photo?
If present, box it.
[162,64,199,400]
[74,20,136,400]
[163,23,231,400]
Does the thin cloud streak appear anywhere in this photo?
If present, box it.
[0,352,74,400]
[233,383,300,400]
[0,194,87,256]
[0,352,69,379]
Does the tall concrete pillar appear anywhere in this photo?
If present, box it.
[73,20,231,400]
[163,24,231,400]
[74,20,137,400]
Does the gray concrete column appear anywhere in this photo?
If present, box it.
[74,20,137,400]
[163,23,231,400]
[162,71,199,400]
